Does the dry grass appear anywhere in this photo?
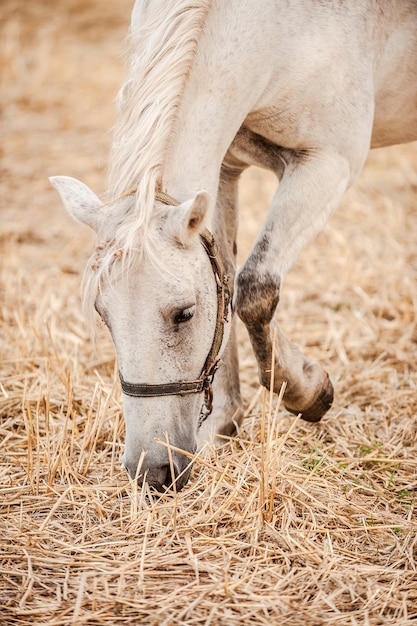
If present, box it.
[1,1,416,624]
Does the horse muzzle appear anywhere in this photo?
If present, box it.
[122,443,195,492]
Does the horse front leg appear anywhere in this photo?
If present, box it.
[235,149,355,421]
[198,162,245,444]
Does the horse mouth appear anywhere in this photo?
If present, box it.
[127,460,192,493]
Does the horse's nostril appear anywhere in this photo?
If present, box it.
[151,464,171,491]
[123,456,191,491]
[123,460,138,481]
[124,462,175,490]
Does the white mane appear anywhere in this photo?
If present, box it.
[107,0,211,243]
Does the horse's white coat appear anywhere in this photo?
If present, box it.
[51,0,417,490]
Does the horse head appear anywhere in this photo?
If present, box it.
[50,176,231,491]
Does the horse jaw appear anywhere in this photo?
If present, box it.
[49,175,103,231]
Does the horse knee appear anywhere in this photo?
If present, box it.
[234,267,280,327]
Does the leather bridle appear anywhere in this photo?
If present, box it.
[118,189,231,425]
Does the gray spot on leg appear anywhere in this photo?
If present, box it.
[234,268,280,328]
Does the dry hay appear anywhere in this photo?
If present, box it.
[1,1,416,624]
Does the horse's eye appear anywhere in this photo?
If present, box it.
[173,305,195,325]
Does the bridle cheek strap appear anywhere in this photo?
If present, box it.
[118,191,230,424]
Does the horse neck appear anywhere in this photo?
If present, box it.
[161,7,267,224]
[162,98,247,236]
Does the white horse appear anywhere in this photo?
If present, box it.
[50,0,417,491]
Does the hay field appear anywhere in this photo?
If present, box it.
[1,1,416,624]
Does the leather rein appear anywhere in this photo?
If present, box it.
[117,188,231,424]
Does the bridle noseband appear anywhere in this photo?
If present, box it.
[118,189,231,426]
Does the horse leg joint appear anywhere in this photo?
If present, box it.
[234,265,280,328]
[234,264,280,389]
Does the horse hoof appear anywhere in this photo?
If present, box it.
[286,372,334,422]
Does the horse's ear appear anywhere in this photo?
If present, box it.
[172,191,209,243]
[49,176,103,232]
[186,191,209,233]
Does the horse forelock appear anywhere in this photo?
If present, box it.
[81,198,167,335]
[106,0,211,244]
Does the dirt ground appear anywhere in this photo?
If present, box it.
[1,1,416,624]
